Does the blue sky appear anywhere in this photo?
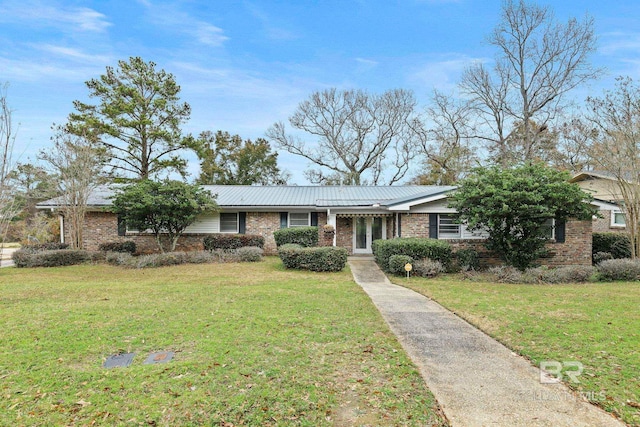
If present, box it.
[2,0,640,183]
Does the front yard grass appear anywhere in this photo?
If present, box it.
[0,258,446,426]
[394,274,640,426]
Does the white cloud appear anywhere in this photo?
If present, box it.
[599,32,640,56]
[355,58,379,67]
[408,54,486,91]
[137,2,229,47]
[0,56,99,82]
[243,2,298,41]
[0,1,111,33]
[34,44,112,64]
[193,23,229,47]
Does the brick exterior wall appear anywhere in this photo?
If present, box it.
[246,212,280,254]
[70,211,207,253]
[73,210,592,265]
[400,213,592,267]
[401,213,430,238]
[335,217,353,254]
[593,210,626,234]
[74,211,332,255]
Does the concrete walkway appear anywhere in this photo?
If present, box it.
[348,257,625,427]
[0,247,16,268]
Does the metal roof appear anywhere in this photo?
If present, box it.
[37,185,456,209]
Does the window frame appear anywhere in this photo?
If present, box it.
[219,212,239,233]
[438,214,462,239]
[437,214,488,240]
[611,210,626,227]
[288,212,311,228]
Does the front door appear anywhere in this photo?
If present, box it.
[353,216,386,254]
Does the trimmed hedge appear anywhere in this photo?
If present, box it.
[278,244,347,272]
[203,234,265,251]
[592,232,631,260]
[98,241,136,254]
[597,258,640,281]
[20,242,69,253]
[273,227,319,248]
[388,255,414,276]
[372,238,453,272]
[12,249,91,268]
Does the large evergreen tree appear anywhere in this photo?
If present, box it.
[68,57,194,180]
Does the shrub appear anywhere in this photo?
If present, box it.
[12,249,91,268]
[413,259,444,278]
[203,234,265,251]
[597,258,640,281]
[592,233,631,260]
[487,266,525,284]
[278,244,347,272]
[185,251,215,264]
[273,227,318,247]
[455,248,480,271]
[372,238,453,272]
[20,242,69,253]
[236,246,263,262]
[105,251,135,267]
[88,251,106,262]
[527,266,595,284]
[135,252,188,268]
[388,255,414,276]
[592,251,613,265]
[98,241,137,254]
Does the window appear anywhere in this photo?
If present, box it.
[438,214,461,238]
[220,213,238,233]
[612,211,626,227]
[117,215,126,236]
[542,218,555,239]
[289,212,310,227]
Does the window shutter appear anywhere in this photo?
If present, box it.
[555,219,566,243]
[117,215,126,236]
[310,212,318,226]
[280,212,288,229]
[429,214,438,239]
[397,214,402,237]
[238,212,246,234]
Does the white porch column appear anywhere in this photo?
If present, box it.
[327,209,337,246]
[59,214,65,244]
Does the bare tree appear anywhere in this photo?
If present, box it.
[461,0,601,166]
[40,126,106,249]
[554,118,596,173]
[266,88,418,185]
[410,90,478,185]
[0,84,21,264]
[585,76,640,258]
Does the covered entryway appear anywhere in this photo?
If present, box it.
[353,216,386,254]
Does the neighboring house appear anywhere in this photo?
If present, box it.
[570,171,628,233]
[37,185,593,266]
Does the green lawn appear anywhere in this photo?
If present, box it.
[0,258,446,426]
[394,274,640,426]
